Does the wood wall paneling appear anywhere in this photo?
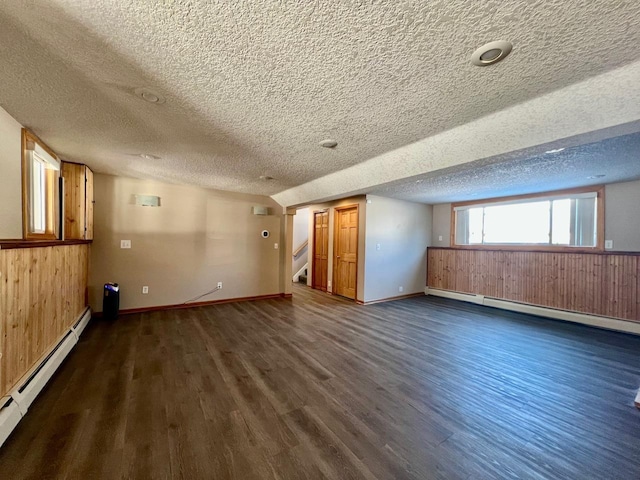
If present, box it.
[427,248,640,322]
[61,162,85,239]
[0,244,89,398]
[61,162,94,240]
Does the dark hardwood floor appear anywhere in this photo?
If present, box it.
[1,284,640,479]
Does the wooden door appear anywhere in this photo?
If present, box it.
[84,167,94,240]
[334,206,358,300]
[312,211,329,291]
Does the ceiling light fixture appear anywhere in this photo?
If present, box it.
[470,40,513,66]
[134,87,166,104]
[545,148,565,154]
[319,139,338,148]
[588,174,606,179]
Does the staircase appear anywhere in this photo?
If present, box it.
[298,267,308,284]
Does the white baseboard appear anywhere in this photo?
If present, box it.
[0,308,91,448]
[424,287,640,336]
[293,262,308,283]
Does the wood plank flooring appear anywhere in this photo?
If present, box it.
[1,284,640,479]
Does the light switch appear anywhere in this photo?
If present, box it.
[605,240,613,249]
[120,240,131,249]
[274,243,279,249]
[438,235,443,242]
[376,243,381,251]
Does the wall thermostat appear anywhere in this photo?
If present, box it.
[261,230,270,238]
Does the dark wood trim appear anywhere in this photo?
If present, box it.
[332,203,359,302]
[0,239,92,250]
[93,293,288,316]
[356,292,424,305]
[450,185,605,252]
[428,246,640,256]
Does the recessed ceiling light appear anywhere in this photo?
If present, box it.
[471,40,513,66]
[545,148,565,154]
[134,87,166,104]
[588,174,606,179]
[139,153,160,160]
[319,139,338,148]
[259,175,275,181]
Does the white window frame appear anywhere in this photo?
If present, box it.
[451,187,605,251]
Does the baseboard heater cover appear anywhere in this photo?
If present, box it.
[71,307,92,339]
[0,400,21,448]
[424,287,640,336]
[0,308,91,448]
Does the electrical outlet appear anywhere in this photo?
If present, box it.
[274,243,279,249]
[328,280,332,288]
[438,235,443,242]
[120,240,131,249]
[605,240,613,249]
[142,286,149,294]
[217,281,223,289]
[399,286,404,293]
[376,243,381,251]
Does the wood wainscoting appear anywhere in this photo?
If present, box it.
[427,247,639,322]
[0,243,89,398]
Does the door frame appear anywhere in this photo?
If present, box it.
[332,204,359,302]
[312,209,329,291]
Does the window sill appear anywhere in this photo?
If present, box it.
[432,246,640,256]
[0,239,92,250]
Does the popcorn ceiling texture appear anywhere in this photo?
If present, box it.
[1,1,640,205]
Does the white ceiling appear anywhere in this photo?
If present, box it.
[1,1,640,206]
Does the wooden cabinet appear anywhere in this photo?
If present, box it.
[61,162,94,240]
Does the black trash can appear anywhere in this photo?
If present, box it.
[103,283,120,320]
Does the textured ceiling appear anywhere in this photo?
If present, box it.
[1,1,640,203]
[370,131,640,204]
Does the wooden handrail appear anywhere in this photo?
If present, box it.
[293,239,308,258]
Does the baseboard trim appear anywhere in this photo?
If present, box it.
[0,308,91,448]
[424,287,640,336]
[357,292,424,305]
[94,293,288,317]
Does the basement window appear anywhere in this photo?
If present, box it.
[452,187,604,250]
[22,130,60,239]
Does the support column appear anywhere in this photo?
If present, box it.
[281,208,295,297]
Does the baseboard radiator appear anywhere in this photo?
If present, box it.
[424,287,640,336]
[0,307,91,448]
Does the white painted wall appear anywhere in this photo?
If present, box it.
[605,179,640,251]
[431,203,452,247]
[0,106,23,239]
[90,174,283,311]
[364,195,432,303]
[292,207,309,278]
